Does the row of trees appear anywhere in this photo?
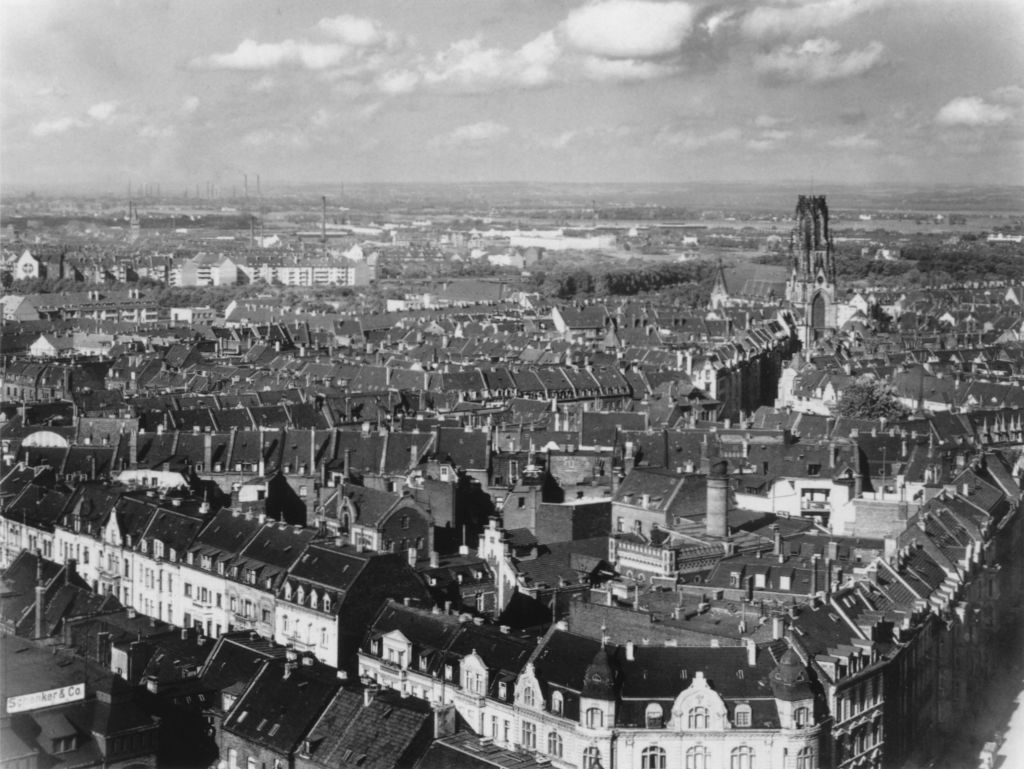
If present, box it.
[531,260,716,302]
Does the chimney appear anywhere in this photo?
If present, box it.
[364,683,379,708]
[409,443,418,471]
[34,550,45,639]
[625,641,635,661]
[745,637,757,667]
[772,525,782,556]
[772,614,785,640]
[706,458,730,538]
[429,551,439,568]
[810,554,820,596]
[408,547,417,568]
[129,429,138,470]
[203,431,213,473]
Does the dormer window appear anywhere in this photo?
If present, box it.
[498,682,507,699]
[285,583,293,601]
[551,691,563,715]
[297,586,305,605]
[322,595,330,613]
[734,704,752,727]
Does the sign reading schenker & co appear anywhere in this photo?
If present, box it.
[6,683,86,714]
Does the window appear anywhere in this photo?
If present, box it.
[808,464,821,476]
[796,747,816,769]
[491,716,499,739]
[734,704,752,727]
[184,583,193,598]
[322,595,331,613]
[321,628,328,648]
[547,732,563,758]
[247,757,257,769]
[498,682,507,700]
[228,749,238,769]
[551,691,564,715]
[585,708,603,729]
[582,747,601,769]
[521,721,536,750]
[685,746,709,769]
[401,515,409,529]
[642,746,666,769]
[795,706,810,728]
[444,665,453,681]
[688,706,709,729]
[230,596,237,612]
[730,746,754,769]
[523,685,535,707]
[645,703,663,729]
[616,517,624,533]
[518,496,526,509]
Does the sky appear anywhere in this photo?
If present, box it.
[2,0,1023,190]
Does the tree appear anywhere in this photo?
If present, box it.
[835,379,907,420]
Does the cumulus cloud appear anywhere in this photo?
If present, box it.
[581,55,678,81]
[423,32,559,91]
[316,14,388,47]
[431,120,510,149]
[754,38,884,83]
[741,0,887,39]
[828,132,879,148]
[182,96,201,113]
[654,126,741,149]
[753,114,785,128]
[563,0,696,59]
[87,101,117,121]
[194,38,353,70]
[376,69,420,95]
[31,116,83,136]
[935,96,1013,127]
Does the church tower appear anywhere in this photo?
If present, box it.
[785,195,838,348]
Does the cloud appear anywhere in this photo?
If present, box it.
[828,132,879,148]
[991,85,1024,105]
[423,32,559,91]
[431,120,510,149]
[87,101,118,121]
[31,117,83,136]
[316,14,388,47]
[754,38,884,83]
[753,114,785,128]
[182,96,201,114]
[376,70,419,95]
[581,55,678,81]
[194,38,352,70]
[747,128,792,151]
[741,0,887,39]
[935,96,1013,127]
[563,0,697,59]
[654,126,741,149]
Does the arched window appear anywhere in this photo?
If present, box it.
[585,708,603,729]
[523,685,535,707]
[734,703,752,728]
[547,732,563,758]
[730,746,755,769]
[644,703,663,729]
[284,583,293,601]
[641,746,666,769]
[582,747,601,769]
[685,745,709,769]
[551,691,564,715]
[688,706,709,729]
[795,706,811,728]
[796,747,816,769]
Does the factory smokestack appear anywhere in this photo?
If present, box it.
[322,196,327,257]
